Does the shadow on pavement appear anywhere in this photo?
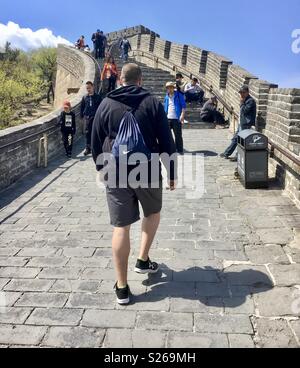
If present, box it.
[185,150,219,157]
[0,138,90,221]
[129,265,273,309]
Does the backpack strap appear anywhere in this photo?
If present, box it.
[107,97,140,116]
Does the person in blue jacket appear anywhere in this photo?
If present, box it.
[164,82,186,154]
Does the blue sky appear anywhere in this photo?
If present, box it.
[1,0,300,87]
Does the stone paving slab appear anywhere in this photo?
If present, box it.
[0,129,300,348]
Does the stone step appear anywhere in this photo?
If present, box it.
[183,122,216,129]
[114,57,217,130]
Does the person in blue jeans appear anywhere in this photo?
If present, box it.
[164,82,187,154]
[221,85,257,159]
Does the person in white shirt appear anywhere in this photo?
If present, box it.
[164,82,186,154]
[185,78,205,104]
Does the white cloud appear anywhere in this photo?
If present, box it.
[0,21,72,51]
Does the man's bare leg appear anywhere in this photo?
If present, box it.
[112,225,131,288]
[138,212,161,261]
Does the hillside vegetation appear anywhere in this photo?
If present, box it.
[0,43,57,129]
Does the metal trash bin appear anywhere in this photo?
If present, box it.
[237,129,269,189]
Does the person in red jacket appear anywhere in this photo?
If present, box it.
[101,56,118,94]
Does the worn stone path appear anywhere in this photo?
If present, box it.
[0,129,300,348]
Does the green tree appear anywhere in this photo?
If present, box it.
[31,48,57,103]
[0,46,57,129]
[3,42,21,62]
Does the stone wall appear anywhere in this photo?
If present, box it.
[0,45,96,191]
[264,88,300,202]
[125,25,300,206]
[106,25,159,44]
[205,52,233,91]
[186,46,208,77]
[225,65,258,119]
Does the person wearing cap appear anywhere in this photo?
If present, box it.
[59,101,76,158]
[220,85,257,159]
[200,96,227,126]
[164,82,186,154]
[176,73,188,94]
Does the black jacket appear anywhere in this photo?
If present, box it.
[240,95,257,129]
[91,85,176,180]
[200,100,217,121]
[80,93,102,119]
[59,112,76,134]
[120,39,132,53]
[92,33,106,48]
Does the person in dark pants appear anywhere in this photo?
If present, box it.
[59,101,76,158]
[119,36,132,62]
[92,30,103,59]
[164,82,186,154]
[100,31,107,59]
[184,78,204,104]
[200,96,227,125]
[80,81,102,156]
[101,56,118,95]
[220,85,257,159]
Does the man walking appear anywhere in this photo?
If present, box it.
[220,85,257,159]
[80,81,102,156]
[119,36,132,62]
[100,31,107,59]
[91,63,177,305]
[164,82,186,154]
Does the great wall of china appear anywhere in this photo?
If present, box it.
[0,25,299,206]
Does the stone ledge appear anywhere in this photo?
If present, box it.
[0,45,96,191]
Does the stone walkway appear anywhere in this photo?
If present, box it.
[0,129,300,348]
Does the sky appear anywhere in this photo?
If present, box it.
[1,0,300,87]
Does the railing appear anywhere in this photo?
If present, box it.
[131,48,300,170]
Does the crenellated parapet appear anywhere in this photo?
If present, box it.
[119,25,300,205]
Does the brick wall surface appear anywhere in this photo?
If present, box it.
[126,26,300,205]
[225,65,258,117]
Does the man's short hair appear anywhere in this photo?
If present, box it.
[176,73,183,79]
[192,77,198,83]
[86,81,94,86]
[121,63,142,85]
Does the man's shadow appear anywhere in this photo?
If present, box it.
[130,265,273,309]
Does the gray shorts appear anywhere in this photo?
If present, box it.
[106,184,163,228]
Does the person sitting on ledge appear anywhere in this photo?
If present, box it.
[184,78,205,104]
[200,96,227,126]
[220,85,256,160]
[176,73,188,94]
[75,35,85,50]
